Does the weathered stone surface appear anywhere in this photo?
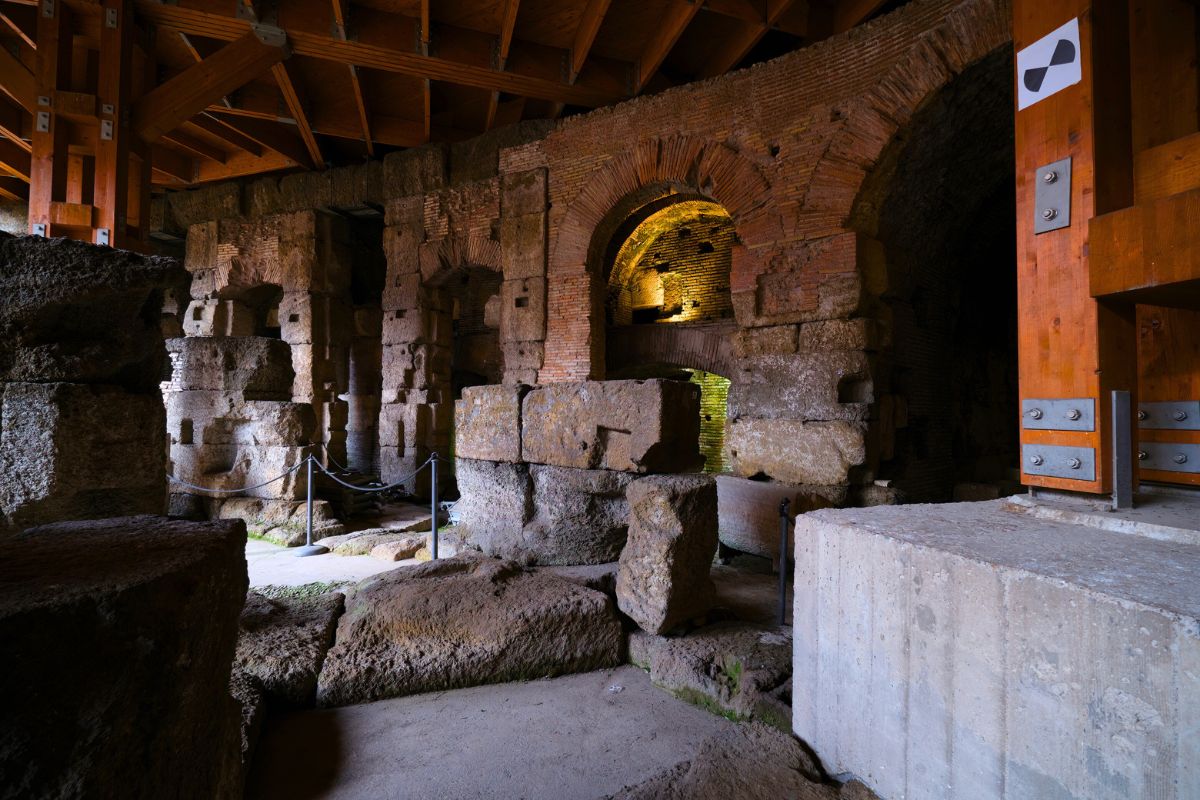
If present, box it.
[1,382,166,532]
[165,336,295,400]
[796,318,879,353]
[216,497,342,545]
[0,234,187,391]
[715,476,835,561]
[521,379,703,473]
[166,392,316,446]
[229,670,266,781]
[370,535,426,561]
[454,383,526,462]
[453,457,533,552]
[540,562,619,599]
[0,516,246,799]
[236,590,344,708]
[629,623,793,724]
[727,419,866,486]
[315,528,424,558]
[728,352,872,421]
[170,441,313,501]
[612,723,855,800]
[316,556,622,706]
[617,475,718,634]
[522,465,635,565]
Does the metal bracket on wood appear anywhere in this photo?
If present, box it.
[1023,443,1096,481]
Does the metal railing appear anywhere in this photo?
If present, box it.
[167,451,443,559]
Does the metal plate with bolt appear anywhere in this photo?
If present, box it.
[1137,401,1200,431]
[1033,157,1071,234]
[1021,397,1094,431]
[1137,443,1200,474]
[1022,444,1096,481]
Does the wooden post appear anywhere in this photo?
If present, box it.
[1013,0,1137,494]
[94,0,138,249]
[28,0,72,238]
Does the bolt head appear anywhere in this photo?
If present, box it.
[1042,171,1058,184]
[1028,408,1044,420]
[1175,453,1189,465]
[1030,455,1044,466]
[1174,410,1188,421]
[1138,451,1148,460]
[1068,458,1082,469]
[1066,408,1081,421]
[1042,208,1058,221]
[1137,410,1148,420]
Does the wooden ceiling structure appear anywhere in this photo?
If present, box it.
[0,0,895,247]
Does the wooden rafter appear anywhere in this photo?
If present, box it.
[331,0,373,155]
[636,0,702,92]
[271,63,324,169]
[189,114,264,157]
[0,176,28,202]
[134,1,625,108]
[571,0,613,82]
[162,129,226,164]
[152,145,195,183]
[0,137,31,182]
[132,28,289,143]
[0,4,36,49]
[0,45,36,113]
[0,99,29,151]
[172,28,233,108]
[420,0,431,142]
[485,0,520,131]
[206,113,311,168]
[698,0,797,79]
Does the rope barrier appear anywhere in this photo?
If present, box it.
[165,459,307,495]
[311,455,435,493]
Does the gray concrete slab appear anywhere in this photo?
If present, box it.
[246,665,731,800]
[246,539,410,589]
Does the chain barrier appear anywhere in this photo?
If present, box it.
[166,450,443,560]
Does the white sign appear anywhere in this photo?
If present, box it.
[1017,18,1082,111]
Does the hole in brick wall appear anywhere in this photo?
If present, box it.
[769,144,781,157]
[192,306,204,321]
[698,241,714,253]
[837,375,873,404]
[179,419,193,446]
[514,297,529,308]
[395,309,405,319]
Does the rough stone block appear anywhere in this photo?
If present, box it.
[0,234,187,392]
[728,352,872,421]
[1,383,166,532]
[236,591,343,709]
[732,325,799,358]
[166,336,294,400]
[166,392,315,448]
[797,318,879,353]
[617,475,718,634]
[501,340,543,372]
[500,277,546,342]
[454,384,526,463]
[793,501,1200,800]
[500,212,546,280]
[0,516,247,798]
[454,457,533,553]
[523,465,635,565]
[500,167,547,216]
[715,476,835,561]
[727,418,865,487]
[521,379,703,473]
[169,443,312,501]
[315,556,621,706]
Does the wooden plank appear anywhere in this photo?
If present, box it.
[484,0,520,131]
[0,4,36,49]
[0,137,31,181]
[1134,131,1200,204]
[331,0,372,154]
[132,28,288,142]
[697,0,796,79]
[570,0,612,82]
[151,145,195,183]
[190,113,263,156]
[1135,306,1200,486]
[270,62,323,169]
[0,42,37,112]
[203,113,310,168]
[635,0,701,92]
[1128,0,1198,154]
[134,2,626,107]
[28,0,72,236]
[1091,186,1200,298]
[48,201,93,228]
[0,176,29,202]
[1014,0,1136,494]
[162,129,226,163]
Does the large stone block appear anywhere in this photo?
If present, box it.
[236,591,343,709]
[500,277,546,342]
[521,380,703,473]
[715,475,836,561]
[500,212,546,280]
[166,392,315,446]
[727,352,872,422]
[315,556,622,706]
[454,457,533,553]
[169,442,312,501]
[0,234,187,392]
[617,475,718,634]
[793,501,1200,800]
[0,383,166,532]
[523,465,635,565]
[727,418,866,486]
[454,384,526,462]
[166,336,295,400]
[0,515,247,798]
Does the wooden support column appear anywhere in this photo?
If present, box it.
[1014,0,1136,493]
[28,0,73,238]
[94,0,144,249]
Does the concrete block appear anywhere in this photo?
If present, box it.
[521,379,703,473]
[792,500,1200,800]
[715,475,835,561]
[500,168,547,216]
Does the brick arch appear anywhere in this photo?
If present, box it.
[803,0,1012,241]
[606,323,738,380]
[423,231,501,283]
[544,136,778,381]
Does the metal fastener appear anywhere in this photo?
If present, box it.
[1028,408,1044,420]
[1042,208,1058,221]
[1030,455,1044,466]
[1137,410,1148,420]
[1175,453,1189,465]
[1138,450,1148,460]
[1065,408,1081,421]
[1067,458,1082,469]
[1174,410,1189,421]
[1042,170,1058,184]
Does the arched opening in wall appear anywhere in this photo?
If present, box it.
[599,192,738,473]
[343,213,387,475]
[851,46,1018,503]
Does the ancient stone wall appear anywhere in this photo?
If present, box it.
[0,235,185,532]
[158,0,1011,516]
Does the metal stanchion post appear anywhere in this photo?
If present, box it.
[430,452,439,560]
[778,498,790,627]
[295,455,329,557]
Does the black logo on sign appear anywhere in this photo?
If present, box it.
[1023,39,1077,93]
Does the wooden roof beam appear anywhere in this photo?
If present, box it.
[0,137,31,182]
[0,45,36,113]
[0,98,29,151]
[132,27,289,143]
[271,62,323,169]
[420,0,431,142]
[0,176,29,203]
[134,2,626,107]
[697,0,797,79]
[189,113,264,157]
[151,145,196,183]
[204,112,311,168]
[635,0,702,93]
[331,0,372,155]
[0,4,36,49]
[161,129,227,164]
[570,0,612,82]
[485,0,520,131]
